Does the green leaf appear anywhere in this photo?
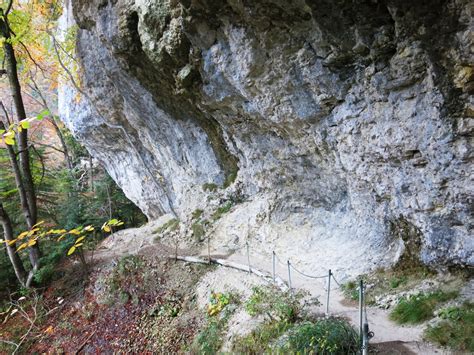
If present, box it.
[36,109,50,121]
[20,120,30,129]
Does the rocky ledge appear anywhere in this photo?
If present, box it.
[59,0,473,273]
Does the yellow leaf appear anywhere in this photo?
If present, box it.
[102,225,111,233]
[45,325,54,334]
[17,243,28,252]
[69,229,81,235]
[84,225,94,232]
[57,234,66,241]
[17,231,29,239]
[28,239,37,247]
[74,243,84,248]
[5,136,15,145]
[32,221,45,228]
[67,246,76,256]
[75,236,86,244]
[28,228,40,236]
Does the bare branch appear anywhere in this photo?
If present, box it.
[4,0,13,16]
[0,100,12,125]
[30,145,46,186]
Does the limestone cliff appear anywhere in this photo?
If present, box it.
[59,0,473,273]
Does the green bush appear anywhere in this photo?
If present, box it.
[277,319,359,354]
[342,281,360,301]
[191,222,205,242]
[153,218,179,235]
[425,302,474,352]
[202,183,218,192]
[211,201,233,221]
[390,290,458,324]
[245,286,315,323]
[390,276,407,289]
[233,286,323,353]
[33,264,56,285]
[233,320,292,354]
[192,209,204,220]
[192,292,238,354]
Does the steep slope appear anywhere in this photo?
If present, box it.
[59,0,473,273]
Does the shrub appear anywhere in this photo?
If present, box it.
[233,320,292,354]
[389,276,407,289]
[192,209,203,220]
[223,169,238,188]
[277,319,359,354]
[390,290,458,324]
[211,201,233,221]
[191,222,205,242]
[342,281,360,301]
[191,292,238,354]
[234,286,322,353]
[202,183,218,192]
[33,264,56,285]
[425,302,474,352]
[153,218,179,235]
[245,286,315,323]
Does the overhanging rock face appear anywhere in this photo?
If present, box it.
[59,0,473,272]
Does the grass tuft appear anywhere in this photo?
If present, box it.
[202,183,218,192]
[153,218,179,236]
[211,201,232,221]
[424,302,474,352]
[389,290,458,324]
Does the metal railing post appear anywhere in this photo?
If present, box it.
[272,251,276,281]
[287,260,292,290]
[362,322,369,355]
[359,279,364,350]
[246,241,251,274]
[326,269,331,315]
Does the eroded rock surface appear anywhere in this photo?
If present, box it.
[59,0,473,272]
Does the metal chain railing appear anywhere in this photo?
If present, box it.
[244,244,372,354]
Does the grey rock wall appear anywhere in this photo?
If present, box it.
[59,0,473,272]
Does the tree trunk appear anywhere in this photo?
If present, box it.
[89,155,94,192]
[0,13,40,267]
[0,121,34,227]
[0,201,27,286]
